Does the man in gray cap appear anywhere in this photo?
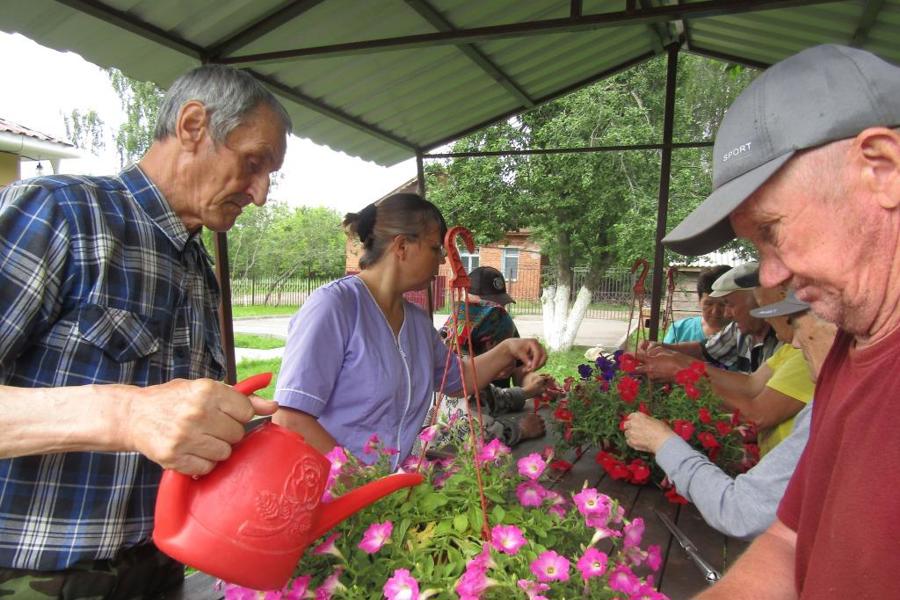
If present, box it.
[664,45,900,599]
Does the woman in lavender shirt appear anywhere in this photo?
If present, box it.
[273,194,546,467]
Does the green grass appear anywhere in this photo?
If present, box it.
[540,345,592,382]
[236,358,282,400]
[233,332,285,349]
[231,305,299,318]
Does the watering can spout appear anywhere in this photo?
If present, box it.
[310,472,424,541]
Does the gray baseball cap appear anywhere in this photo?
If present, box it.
[751,291,811,319]
[663,44,900,256]
[708,262,759,298]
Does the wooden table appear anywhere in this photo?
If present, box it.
[163,410,750,600]
[511,428,751,600]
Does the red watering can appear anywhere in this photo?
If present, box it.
[153,373,424,590]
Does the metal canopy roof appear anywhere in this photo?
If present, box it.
[3,0,898,166]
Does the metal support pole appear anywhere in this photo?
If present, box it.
[649,43,679,342]
[417,151,435,316]
[215,231,237,384]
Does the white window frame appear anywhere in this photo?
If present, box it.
[501,248,519,282]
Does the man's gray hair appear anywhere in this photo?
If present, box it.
[154,64,292,143]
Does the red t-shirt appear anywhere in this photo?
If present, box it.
[778,326,900,598]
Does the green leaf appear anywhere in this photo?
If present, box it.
[453,514,469,533]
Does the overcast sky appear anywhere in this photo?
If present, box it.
[0,32,417,214]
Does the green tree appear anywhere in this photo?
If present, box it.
[426,54,758,349]
[108,67,164,167]
[63,108,106,155]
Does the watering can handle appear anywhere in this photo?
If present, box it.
[234,372,273,396]
[154,373,274,535]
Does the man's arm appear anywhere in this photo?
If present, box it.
[720,387,805,429]
[695,519,798,599]
[0,379,277,475]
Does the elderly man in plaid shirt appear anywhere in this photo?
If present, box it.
[0,65,289,598]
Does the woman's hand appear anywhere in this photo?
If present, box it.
[521,372,554,399]
[503,338,547,372]
[623,412,676,454]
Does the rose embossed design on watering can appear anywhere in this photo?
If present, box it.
[153,373,424,590]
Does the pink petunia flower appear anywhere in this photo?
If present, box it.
[576,547,609,580]
[530,550,571,583]
[358,521,393,554]
[400,454,431,472]
[383,568,419,600]
[325,446,348,472]
[516,481,547,507]
[419,424,438,443]
[363,434,381,455]
[516,453,546,480]
[312,532,343,559]
[572,488,611,517]
[516,579,550,600]
[476,438,510,464]
[314,567,344,600]
[646,544,663,571]
[608,564,641,596]
[491,524,526,555]
[284,575,312,600]
[623,517,645,549]
[544,491,568,518]
[454,544,495,599]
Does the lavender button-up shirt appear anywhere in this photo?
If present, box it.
[274,276,463,467]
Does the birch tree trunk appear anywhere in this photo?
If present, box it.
[550,284,570,351]
[541,285,557,346]
[559,285,592,351]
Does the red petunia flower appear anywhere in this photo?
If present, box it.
[554,404,573,423]
[672,420,695,441]
[550,459,573,472]
[698,407,712,424]
[608,461,631,481]
[619,353,639,373]
[638,402,651,415]
[698,431,721,450]
[683,382,700,400]
[628,459,651,485]
[617,376,640,403]
[688,361,707,377]
[715,420,733,436]
[664,487,689,505]
[675,368,699,386]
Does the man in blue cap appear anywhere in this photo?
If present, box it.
[663,45,900,598]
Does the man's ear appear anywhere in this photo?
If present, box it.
[175,101,210,152]
[856,127,900,209]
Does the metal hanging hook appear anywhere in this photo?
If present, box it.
[444,226,475,291]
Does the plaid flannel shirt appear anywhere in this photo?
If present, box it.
[0,166,225,570]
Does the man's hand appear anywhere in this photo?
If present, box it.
[634,347,693,381]
[623,412,676,454]
[125,378,278,475]
[519,413,546,440]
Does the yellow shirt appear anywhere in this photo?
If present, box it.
[758,345,815,456]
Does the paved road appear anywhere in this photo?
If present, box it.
[232,313,627,362]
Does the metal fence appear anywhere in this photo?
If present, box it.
[233,269,637,321]
[231,276,332,306]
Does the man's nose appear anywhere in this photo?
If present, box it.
[759,255,792,288]
[247,174,270,207]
